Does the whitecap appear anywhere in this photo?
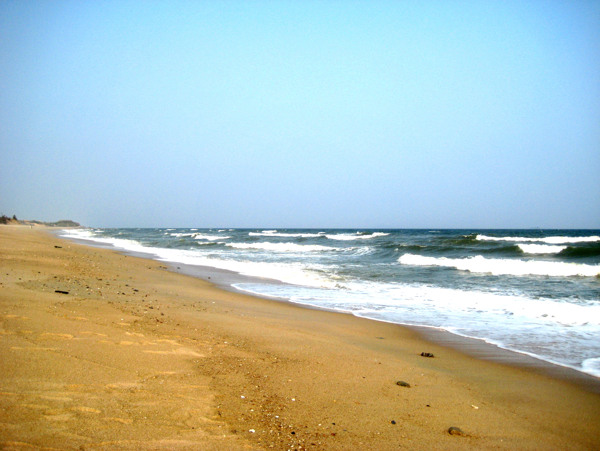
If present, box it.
[518,244,567,254]
[477,234,600,244]
[60,228,96,240]
[60,229,150,254]
[398,254,600,277]
[194,234,230,241]
[581,357,600,377]
[249,231,325,238]
[326,232,389,241]
[226,242,335,252]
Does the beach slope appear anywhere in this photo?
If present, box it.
[1,226,599,450]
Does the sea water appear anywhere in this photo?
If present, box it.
[60,228,600,377]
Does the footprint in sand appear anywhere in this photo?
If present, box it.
[1,314,30,320]
[106,382,140,391]
[11,346,58,351]
[125,331,145,337]
[154,339,181,346]
[38,395,73,402]
[43,409,74,422]
[80,331,108,337]
[1,329,34,336]
[39,333,73,340]
[22,404,51,410]
[71,406,101,414]
[105,417,133,424]
[0,392,19,397]
[143,348,203,357]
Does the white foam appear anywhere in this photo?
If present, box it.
[234,279,600,376]
[226,242,335,252]
[154,249,335,288]
[325,232,390,241]
[582,358,600,377]
[477,234,600,244]
[170,232,228,240]
[60,229,150,254]
[518,244,567,254]
[60,228,96,240]
[249,231,325,238]
[398,253,600,277]
[356,281,600,326]
[236,279,600,329]
[194,234,230,241]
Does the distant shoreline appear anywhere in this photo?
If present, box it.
[0,216,80,227]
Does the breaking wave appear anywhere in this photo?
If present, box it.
[477,234,600,244]
[398,254,600,277]
[325,232,390,241]
[226,242,337,252]
[517,244,567,254]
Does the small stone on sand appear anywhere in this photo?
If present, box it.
[448,426,466,436]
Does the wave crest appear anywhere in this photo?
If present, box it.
[518,244,567,254]
[193,234,230,241]
[398,253,600,277]
[477,234,600,244]
[249,231,325,238]
[226,242,336,252]
[325,232,390,241]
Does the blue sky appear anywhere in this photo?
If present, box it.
[1,0,599,228]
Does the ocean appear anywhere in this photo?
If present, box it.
[60,228,600,378]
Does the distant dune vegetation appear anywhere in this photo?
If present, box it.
[0,215,80,227]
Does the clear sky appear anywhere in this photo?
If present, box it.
[1,0,599,228]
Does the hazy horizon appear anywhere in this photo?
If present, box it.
[1,1,599,229]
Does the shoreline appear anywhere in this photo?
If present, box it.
[2,225,599,449]
[57,228,600,393]
[170,263,600,395]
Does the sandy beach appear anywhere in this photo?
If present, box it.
[1,226,599,450]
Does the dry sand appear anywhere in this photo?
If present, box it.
[1,225,599,450]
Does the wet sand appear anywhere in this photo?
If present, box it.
[1,225,599,450]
